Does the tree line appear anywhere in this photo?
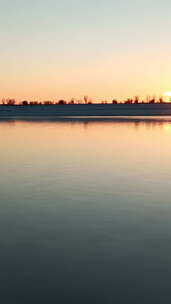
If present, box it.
[0,96,170,105]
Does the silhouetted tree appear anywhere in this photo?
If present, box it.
[68,98,75,104]
[44,101,53,105]
[84,96,88,104]
[125,98,133,104]
[112,99,118,104]
[6,99,16,105]
[58,99,66,105]
[21,100,28,105]
[149,98,155,104]
[30,101,39,105]
[146,95,151,103]
[134,96,139,104]
[158,97,164,104]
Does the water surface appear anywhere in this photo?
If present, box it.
[1,118,171,303]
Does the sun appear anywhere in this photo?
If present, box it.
[163,92,171,97]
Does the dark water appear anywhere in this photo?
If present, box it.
[1,118,171,303]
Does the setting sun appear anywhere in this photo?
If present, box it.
[163,92,171,97]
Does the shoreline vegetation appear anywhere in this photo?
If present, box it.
[1,96,171,117]
[0,96,170,105]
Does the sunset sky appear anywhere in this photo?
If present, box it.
[1,0,171,102]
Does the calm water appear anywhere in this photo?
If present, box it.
[1,117,171,303]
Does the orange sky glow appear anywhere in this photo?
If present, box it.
[1,1,171,102]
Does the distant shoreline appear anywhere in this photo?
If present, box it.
[1,104,171,118]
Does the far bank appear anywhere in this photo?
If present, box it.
[1,103,171,117]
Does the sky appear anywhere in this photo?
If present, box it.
[1,0,171,102]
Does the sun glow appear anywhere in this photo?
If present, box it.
[163,92,171,97]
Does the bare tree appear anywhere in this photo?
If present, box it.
[124,98,133,104]
[6,99,16,105]
[146,95,151,103]
[134,96,139,104]
[68,98,75,104]
[84,96,88,104]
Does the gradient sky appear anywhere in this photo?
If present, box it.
[1,0,171,102]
